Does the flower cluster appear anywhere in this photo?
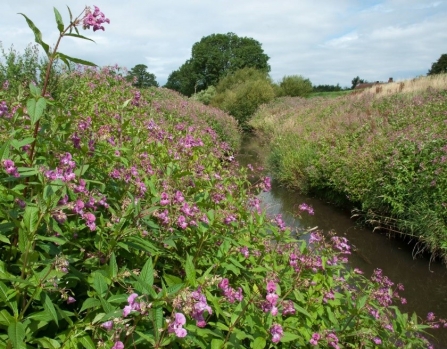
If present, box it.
[261,280,280,316]
[218,278,243,303]
[2,159,19,177]
[123,293,141,317]
[270,323,284,343]
[191,288,212,327]
[168,313,187,338]
[83,5,110,31]
[298,202,314,215]
[0,101,9,118]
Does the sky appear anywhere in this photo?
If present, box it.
[2,0,447,88]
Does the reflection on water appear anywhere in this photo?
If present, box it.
[237,136,447,348]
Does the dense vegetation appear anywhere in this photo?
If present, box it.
[250,77,447,264]
[0,5,445,349]
[165,33,270,96]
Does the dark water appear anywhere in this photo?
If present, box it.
[237,136,447,348]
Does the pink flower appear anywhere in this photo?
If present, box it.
[270,323,283,343]
[168,313,188,338]
[67,296,76,304]
[101,320,113,330]
[111,341,124,349]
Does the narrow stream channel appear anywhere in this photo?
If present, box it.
[237,136,447,348]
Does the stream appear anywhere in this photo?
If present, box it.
[236,136,447,348]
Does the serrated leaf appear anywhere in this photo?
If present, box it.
[41,292,58,326]
[19,13,50,55]
[280,332,301,343]
[0,140,11,161]
[57,52,96,67]
[8,321,26,349]
[211,338,224,349]
[33,337,61,349]
[109,253,118,279]
[79,298,101,313]
[28,82,41,97]
[153,306,163,336]
[185,254,196,286]
[253,337,266,349]
[78,335,95,349]
[0,310,13,326]
[92,272,108,297]
[140,257,154,288]
[23,205,39,233]
[53,7,64,32]
[135,331,155,345]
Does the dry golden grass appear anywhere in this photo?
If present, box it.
[354,73,447,97]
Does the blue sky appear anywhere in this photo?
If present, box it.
[2,0,446,88]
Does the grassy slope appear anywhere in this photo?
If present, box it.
[250,74,447,261]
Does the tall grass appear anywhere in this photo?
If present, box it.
[250,74,447,262]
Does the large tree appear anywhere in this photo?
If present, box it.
[165,32,270,96]
[428,54,447,75]
[127,64,159,88]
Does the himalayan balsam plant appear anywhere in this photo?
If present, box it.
[0,4,444,349]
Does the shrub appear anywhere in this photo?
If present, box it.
[277,75,313,97]
[190,85,216,105]
[211,68,275,128]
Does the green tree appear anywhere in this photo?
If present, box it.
[165,32,270,96]
[211,67,275,128]
[277,75,313,97]
[428,54,447,75]
[164,60,198,96]
[127,64,158,88]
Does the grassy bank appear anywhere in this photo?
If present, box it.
[250,74,447,262]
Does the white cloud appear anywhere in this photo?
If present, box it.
[1,0,446,88]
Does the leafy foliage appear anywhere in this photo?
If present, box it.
[126,64,159,88]
[0,5,441,349]
[210,68,275,128]
[428,53,447,75]
[276,75,313,97]
[250,87,447,263]
[190,85,216,105]
[165,33,270,96]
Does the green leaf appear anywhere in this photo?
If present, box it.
[78,335,95,349]
[57,52,97,67]
[140,257,154,288]
[27,97,46,125]
[0,310,14,326]
[41,292,58,326]
[11,137,35,151]
[64,33,95,43]
[22,205,39,233]
[18,13,50,55]
[280,332,301,343]
[108,253,118,279]
[28,82,41,97]
[135,331,155,345]
[8,321,26,349]
[252,337,266,349]
[53,7,64,32]
[0,140,11,161]
[92,272,108,297]
[79,298,101,313]
[33,337,61,349]
[185,254,196,286]
[211,338,224,349]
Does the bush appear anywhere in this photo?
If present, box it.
[277,75,313,97]
[211,68,275,128]
[190,85,216,105]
